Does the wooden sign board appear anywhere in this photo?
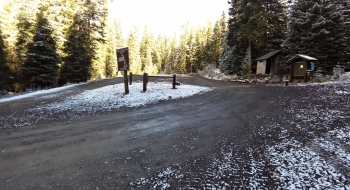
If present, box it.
[116,47,129,71]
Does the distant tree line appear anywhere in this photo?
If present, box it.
[4,0,347,92]
[0,0,109,92]
[0,0,227,92]
[220,0,350,76]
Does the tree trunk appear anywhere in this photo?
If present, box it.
[247,40,252,75]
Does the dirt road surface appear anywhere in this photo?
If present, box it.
[0,75,349,189]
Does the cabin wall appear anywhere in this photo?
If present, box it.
[256,60,266,74]
[289,60,312,83]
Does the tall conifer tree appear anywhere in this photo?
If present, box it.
[127,27,142,74]
[212,12,227,67]
[224,0,287,74]
[140,27,155,73]
[22,11,60,88]
[165,34,178,73]
[60,0,107,83]
[60,14,92,84]
[0,28,11,91]
[283,0,347,73]
[0,1,21,83]
[339,0,350,69]
[150,33,161,72]
[114,19,125,49]
[178,23,190,73]
[14,1,39,85]
[104,20,117,77]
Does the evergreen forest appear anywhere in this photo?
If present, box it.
[220,0,350,76]
[0,0,349,92]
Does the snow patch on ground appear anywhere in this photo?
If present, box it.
[0,82,212,128]
[340,72,350,82]
[202,68,237,81]
[0,83,87,103]
[38,82,211,112]
[130,82,350,189]
[267,139,348,189]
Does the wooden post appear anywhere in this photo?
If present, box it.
[172,74,176,89]
[289,63,293,83]
[143,73,147,92]
[129,72,132,85]
[124,70,129,94]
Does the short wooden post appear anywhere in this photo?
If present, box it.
[129,72,132,85]
[124,70,129,94]
[172,74,176,89]
[143,73,148,92]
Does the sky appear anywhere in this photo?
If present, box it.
[109,0,229,37]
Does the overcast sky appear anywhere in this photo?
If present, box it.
[109,0,229,37]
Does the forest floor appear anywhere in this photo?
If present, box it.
[0,75,349,189]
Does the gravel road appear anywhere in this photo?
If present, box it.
[0,75,349,189]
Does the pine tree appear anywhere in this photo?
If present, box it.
[165,34,178,74]
[41,0,77,63]
[60,14,92,84]
[0,0,78,89]
[283,0,347,73]
[0,1,20,84]
[339,0,350,69]
[260,0,287,52]
[0,28,11,91]
[219,31,234,73]
[226,0,248,74]
[157,34,171,72]
[150,33,161,73]
[178,23,190,74]
[104,19,117,77]
[22,11,60,88]
[225,0,287,74]
[186,27,197,73]
[113,19,125,49]
[194,27,206,71]
[127,27,142,74]
[212,12,227,67]
[14,1,39,85]
[203,21,214,65]
[60,0,107,84]
[140,27,156,73]
[156,34,166,72]
[85,0,108,79]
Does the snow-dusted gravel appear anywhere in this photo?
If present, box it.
[0,83,87,103]
[1,74,350,189]
[0,82,211,128]
[130,81,350,189]
[38,82,211,112]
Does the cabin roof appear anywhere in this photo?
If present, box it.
[286,54,318,63]
[256,50,282,61]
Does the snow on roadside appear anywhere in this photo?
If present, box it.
[130,81,350,189]
[267,139,348,189]
[0,82,212,128]
[200,68,237,81]
[0,83,87,103]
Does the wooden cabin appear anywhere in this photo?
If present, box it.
[256,50,284,75]
[287,54,317,83]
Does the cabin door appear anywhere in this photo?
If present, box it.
[293,62,306,76]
